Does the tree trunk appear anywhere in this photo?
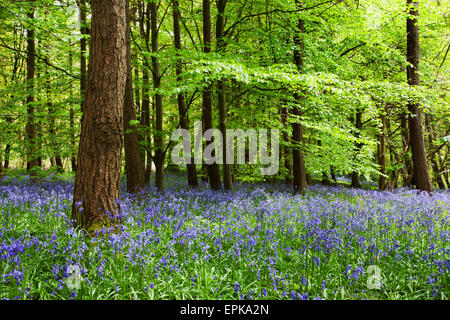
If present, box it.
[0,145,3,175]
[150,0,164,191]
[4,144,11,170]
[72,0,128,231]
[69,43,77,172]
[291,4,307,195]
[25,1,39,173]
[202,0,221,190]
[281,106,292,185]
[351,110,362,188]
[216,0,233,191]
[78,0,88,114]
[123,2,145,193]
[330,166,337,185]
[138,3,151,185]
[173,0,198,188]
[378,110,387,190]
[424,114,444,189]
[406,0,433,192]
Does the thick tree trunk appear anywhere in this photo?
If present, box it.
[25,2,39,173]
[173,0,198,188]
[123,2,145,193]
[202,0,221,190]
[72,0,128,231]
[150,0,164,191]
[291,3,307,195]
[406,0,433,192]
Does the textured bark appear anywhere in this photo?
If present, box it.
[202,0,221,190]
[25,2,39,173]
[216,0,232,190]
[123,2,145,193]
[72,0,128,230]
[406,0,433,192]
[291,3,307,195]
[173,0,198,188]
[150,0,164,191]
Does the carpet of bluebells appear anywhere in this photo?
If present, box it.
[0,173,448,300]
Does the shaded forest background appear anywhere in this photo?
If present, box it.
[0,0,448,197]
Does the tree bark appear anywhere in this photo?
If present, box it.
[173,0,198,188]
[216,0,233,191]
[123,2,145,193]
[378,109,387,190]
[281,106,292,185]
[150,0,164,191]
[406,0,433,192]
[424,113,444,189]
[72,0,128,231]
[78,0,88,114]
[291,3,307,194]
[25,1,39,173]
[351,110,362,188]
[138,3,152,185]
[202,0,221,190]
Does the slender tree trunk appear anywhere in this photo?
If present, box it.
[173,0,198,188]
[138,3,151,185]
[78,0,88,114]
[281,106,292,185]
[350,110,363,188]
[425,113,444,189]
[0,145,3,174]
[123,2,145,193]
[216,0,232,190]
[330,166,337,185]
[292,3,307,194]
[69,43,77,172]
[202,0,221,190]
[406,0,433,192]
[4,144,11,170]
[400,114,412,186]
[378,109,387,190]
[25,1,39,173]
[150,0,164,191]
[72,0,128,231]
[45,27,64,173]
